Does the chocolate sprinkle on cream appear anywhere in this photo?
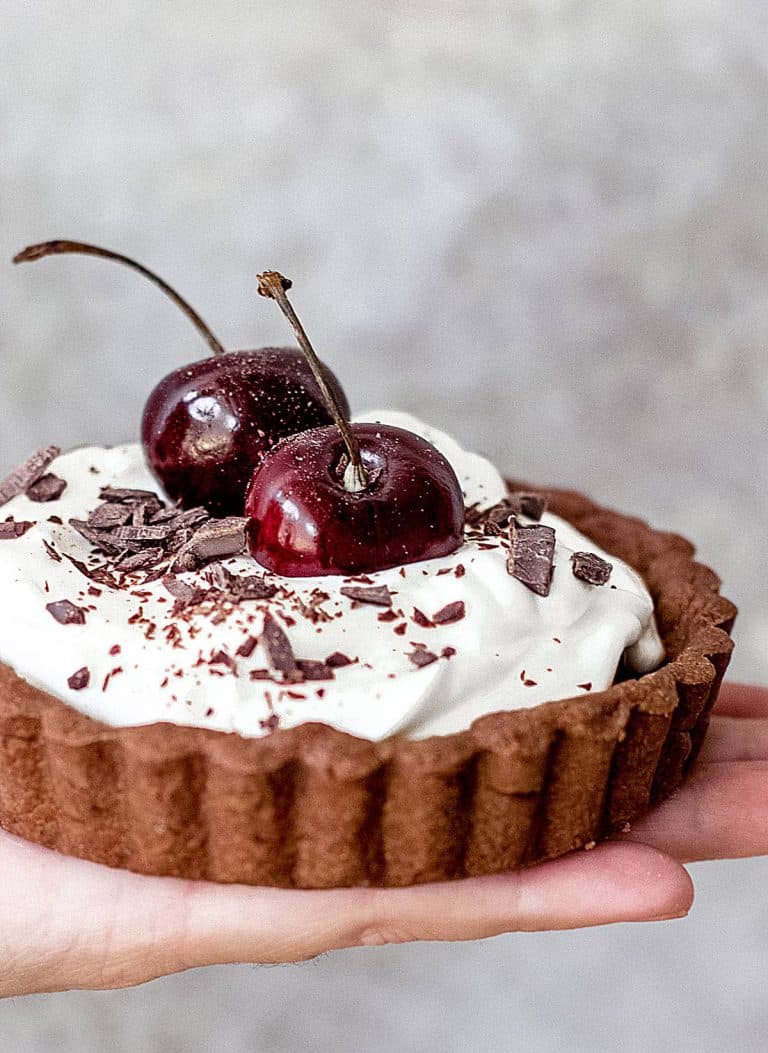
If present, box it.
[571,550,613,586]
[507,521,556,597]
[507,491,548,521]
[111,524,176,543]
[43,539,62,562]
[117,548,164,572]
[432,600,465,625]
[171,517,247,572]
[46,599,87,625]
[412,608,434,628]
[0,446,60,507]
[408,648,438,668]
[0,520,34,540]
[296,659,334,681]
[236,635,258,658]
[262,613,301,682]
[67,667,90,691]
[99,487,160,504]
[205,562,277,600]
[339,585,393,608]
[87,503,133,529]
[63,555,120,591]
[326,651,353,668]
[26,473,67,503]
[69,519,124,556]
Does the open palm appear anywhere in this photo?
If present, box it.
[1,682,765,998]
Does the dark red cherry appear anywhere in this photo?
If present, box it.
[13,241,349,516]
[141,348,348,515]
[245,423,464,576]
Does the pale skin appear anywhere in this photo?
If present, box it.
[1,682,765,999]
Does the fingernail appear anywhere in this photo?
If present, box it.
[648,909,689,922]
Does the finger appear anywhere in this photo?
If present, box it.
[625,760,768,862]
[699,714,768,763]
[0,833,692,995]
[157,842,693,968]
[713,682,768,720]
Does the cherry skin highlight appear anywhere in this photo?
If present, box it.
[141,347,350,516]
[244,423,465,577]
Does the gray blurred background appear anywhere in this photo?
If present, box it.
[1,1,767,1050]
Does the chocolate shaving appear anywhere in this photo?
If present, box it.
[432,600,465,625]
[205,562,277,600]
[63,554,120,590]
[507,521,556,596]
[507,491,548,521]
[259,713,281,733]
[171,518,247,572]
[67,667,90,690]
[161,575,206,613]
[0,520,34,540]
[0,446,60,507]
[98,487,160,504]
[296,659,334,681]
[88,503,133,529]
[69,519,124,556]
[571,551,613,586]
[43,538,62,561]
[149,506,182,524]
[340,585,393,608]
[169,507,210,530]
[111,524,176,543]
[210,650,236,670]
[262,613,301,681]
[465,493,548,536]
[26,473,67,503]
[412,608,434,628]
[481,501,515,535]
[117,548,164,572]
[236,635,259,658]
[408,648,438,668]
[46,599,87,625]
[326,651,353,668]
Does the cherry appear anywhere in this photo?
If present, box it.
[245,272,464,576]
[141,347,348,516]
[245,423,465,576]
[13,241,348,516]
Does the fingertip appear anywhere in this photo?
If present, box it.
[513,841,694,929]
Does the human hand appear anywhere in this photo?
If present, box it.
[1,682,764,998]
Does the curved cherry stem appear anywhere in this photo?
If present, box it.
[257,271,368,493]
[13,240,226,358]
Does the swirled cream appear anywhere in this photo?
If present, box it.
[0,412,663,740]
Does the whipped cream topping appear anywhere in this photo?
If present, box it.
[0,412,663,740]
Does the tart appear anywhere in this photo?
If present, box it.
[0,414,735,888]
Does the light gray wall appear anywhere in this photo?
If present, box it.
[1,2,766,1050]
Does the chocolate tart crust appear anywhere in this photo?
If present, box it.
[0,485,735,887]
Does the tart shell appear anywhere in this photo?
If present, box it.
[0,485,736,887]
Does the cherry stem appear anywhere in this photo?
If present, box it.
[257,271,368,493]
[13,240,227,358]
